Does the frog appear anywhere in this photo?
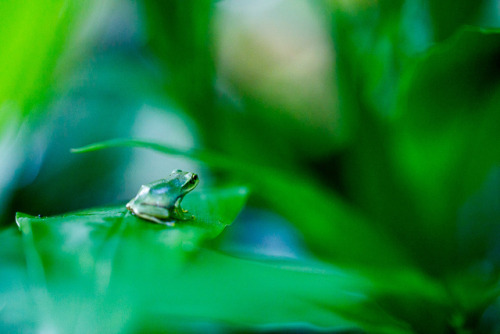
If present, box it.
[126,169,199,226]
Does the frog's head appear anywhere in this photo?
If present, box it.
[171,169,199,194]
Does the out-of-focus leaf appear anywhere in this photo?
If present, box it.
[73,139,412,269]
[0,1,96,224]
[11,191,410,333]
[123,251,409,334]
[0,227,32,333]
[458,167,500,272]
[0,1,84,112]
[393,28,500,272]
[453,167,500,317]
[365,266,459,333]
[478,296,500,333]
[427,0,485,41]
[140,0,215,115]
[328,3,435,270]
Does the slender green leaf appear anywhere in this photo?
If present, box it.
[393,27,500,272]
[73,138,412,268]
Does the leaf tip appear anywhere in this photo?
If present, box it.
[237,186,251,198]
[70,144,95,154]
[15,212,35,232]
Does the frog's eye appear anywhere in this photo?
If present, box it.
[188,174,198,184]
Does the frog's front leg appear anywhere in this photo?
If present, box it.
[173,198,193,219]
[173,206,195,221]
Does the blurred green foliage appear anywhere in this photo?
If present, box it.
[2,0,500,332]
[0,1,78,115]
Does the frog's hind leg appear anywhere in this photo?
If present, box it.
[136,212,175,226]
[131,204,175,226]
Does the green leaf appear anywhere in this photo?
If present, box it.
[365,266,455,334]
[16,186,248,252]
[73,138,412,268]
[427,1,485,41]
[393,27,500,271]
[0,227,33,332]
[453,167,500,315]
[0,1,85,112]
[458,167,500,271]
[10,193,409,333]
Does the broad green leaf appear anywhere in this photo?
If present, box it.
[0,227,33,333]
[16,186,248,253]
[393,27,500,272]
[73,138,412,268]
[11,195,410,333]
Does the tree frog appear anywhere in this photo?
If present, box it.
[126,170,199,226]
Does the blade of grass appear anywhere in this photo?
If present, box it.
[73,138,412,268]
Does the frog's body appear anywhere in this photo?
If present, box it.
[126,170,199,226]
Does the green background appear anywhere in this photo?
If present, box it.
[1,0,500,332]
